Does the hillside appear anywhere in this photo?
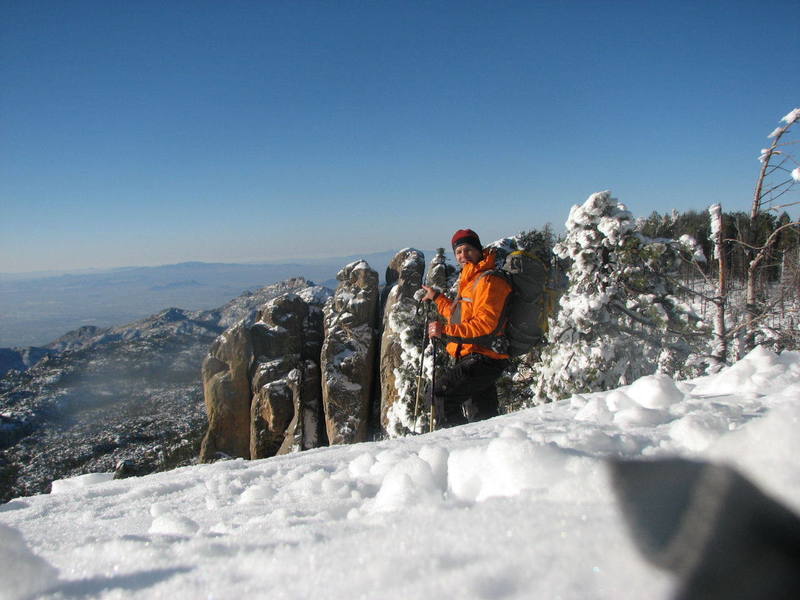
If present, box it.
[0,278,328,502]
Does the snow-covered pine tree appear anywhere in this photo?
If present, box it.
[531,191,706,403]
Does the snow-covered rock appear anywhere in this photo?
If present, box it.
[200,289,329,462]
[425,247,457,291]
[321,261,380,445]
[249,294,321,458]
[379,248,426,437]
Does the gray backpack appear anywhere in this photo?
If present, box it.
[469,250,557,356]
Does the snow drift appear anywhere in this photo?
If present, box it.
[1,347,799,599]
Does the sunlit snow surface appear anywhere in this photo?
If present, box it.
[2,347,799,599]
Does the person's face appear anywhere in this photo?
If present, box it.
[455,244,482,266]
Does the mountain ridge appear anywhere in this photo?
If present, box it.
[0,251,427,347]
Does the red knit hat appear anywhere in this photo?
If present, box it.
[451,229,482,252]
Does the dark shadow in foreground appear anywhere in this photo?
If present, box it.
[611,457,800,600]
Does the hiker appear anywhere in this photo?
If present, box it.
[420,229,512,427]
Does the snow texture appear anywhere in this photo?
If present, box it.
[384,296,426,436]
[708,203,723,260]
[781,107,800,125]
[678,234,706,263]
[0,523,59,600]
[1,346,799,599]
[768,127,784,139]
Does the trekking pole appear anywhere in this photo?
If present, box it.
[429,336,438,433]
[412,301,429,430]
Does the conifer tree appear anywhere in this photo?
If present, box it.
[531,191,706,402]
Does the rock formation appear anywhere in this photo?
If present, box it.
[426,247,456,290]
[200,285,330,462]
[277,360,322,455]
[199,321,255,461]
[199,253,450,461]
[320,261,380,445]
[379,249,425,436]
[0,277,329,503]
[250,294,324,458]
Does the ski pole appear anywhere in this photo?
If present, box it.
[429,336,438,433]
[413,300,429,429]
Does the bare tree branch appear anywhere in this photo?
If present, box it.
[761,177,794,198]
[766,200,800,212]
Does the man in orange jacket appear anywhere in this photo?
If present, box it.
[420,229,512,427]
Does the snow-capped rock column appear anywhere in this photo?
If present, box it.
[292,286,330,450]
[321,261,379,445]
[249,294,321,459]
[200,289,328,463]
[426,247,456,291]
[277,360,322,454]
[199,322,254,461]
[379,249,425,436]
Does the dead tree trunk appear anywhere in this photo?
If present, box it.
[745,111,799,349]
[709,204,727,365]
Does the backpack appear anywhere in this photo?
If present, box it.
[473,250,561,356]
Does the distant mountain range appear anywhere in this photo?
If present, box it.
[0,251,429,348]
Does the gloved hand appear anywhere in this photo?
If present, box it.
[419,285,440,303]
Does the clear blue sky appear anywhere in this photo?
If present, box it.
[1,0,797,273]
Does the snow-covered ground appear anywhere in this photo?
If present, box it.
[2,346,799,600]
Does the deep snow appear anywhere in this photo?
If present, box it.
[1,346,799,600]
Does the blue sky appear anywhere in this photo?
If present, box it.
[1,0,797,273]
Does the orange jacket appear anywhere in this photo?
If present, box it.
[434,249,512,360]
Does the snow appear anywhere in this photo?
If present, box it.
[297,285,333,306]
[0,523,59,600]
[50,473,116,495]
[2,347,800,599]
[347,260,371,272]
[781,107,800,125]
[708,203,723,259]
[626,374,683,409]
[758,147,783,163]
[678,234,705,263]
[766,108,799,138]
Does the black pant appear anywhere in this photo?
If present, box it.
[433,353,509,427]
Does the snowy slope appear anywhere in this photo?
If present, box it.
[2,347,799,600]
